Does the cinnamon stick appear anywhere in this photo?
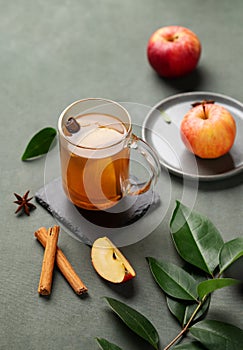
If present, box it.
[35,227,88,295]
[38,226,59,295]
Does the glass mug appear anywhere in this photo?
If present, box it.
[58,98,160,210]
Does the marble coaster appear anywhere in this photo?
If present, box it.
[35,177,160,246]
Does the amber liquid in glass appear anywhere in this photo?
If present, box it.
[60,113,130,210]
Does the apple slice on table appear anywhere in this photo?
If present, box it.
[91,237,136,283]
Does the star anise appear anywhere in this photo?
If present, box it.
[14,190,36,216]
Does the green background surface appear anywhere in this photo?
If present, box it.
[1,1,242,349]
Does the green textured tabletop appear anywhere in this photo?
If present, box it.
[1,1,243,349]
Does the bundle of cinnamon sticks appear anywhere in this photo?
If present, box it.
[35,226,88,296]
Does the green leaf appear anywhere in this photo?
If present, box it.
[21,127,57,160]
[166,297,189,325]
[174,341,207,349]
[197,278,240,299]
[166,269,210,326]
[96,338,123,350]
[104,297,159,349]
[190,320,243,350]
[147,257,198,301]
[219,237,243,274]
[170,201,224,276]
[166,295,210,326]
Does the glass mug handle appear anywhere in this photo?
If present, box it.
[124,134,160,196]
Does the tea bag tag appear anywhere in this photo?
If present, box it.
[65,117,80,134]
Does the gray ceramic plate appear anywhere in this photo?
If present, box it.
[142,91,243,181]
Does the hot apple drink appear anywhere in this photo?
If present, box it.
[59,113,130,210]
[58,98,160,212]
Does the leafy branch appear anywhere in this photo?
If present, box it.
[96,201,243,350]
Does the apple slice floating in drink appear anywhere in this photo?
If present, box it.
[180,100,236,159]
[91,237,136,283]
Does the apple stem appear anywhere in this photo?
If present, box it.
[202,103,206,118]
[192,100,215,120]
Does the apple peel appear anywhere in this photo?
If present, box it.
[91,237,136,283]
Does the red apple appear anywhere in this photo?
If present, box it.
[147,26,201,78]
[91,237,136,283]
[180,101,236,159]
